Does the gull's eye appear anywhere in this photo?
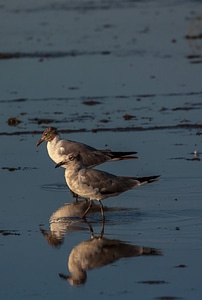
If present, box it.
[69,155,74,161]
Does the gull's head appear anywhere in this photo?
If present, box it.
[55,152,82,168]
[36,127,58,146]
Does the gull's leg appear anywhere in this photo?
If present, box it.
[81,199,93,219]
[70,189,89,203]
[70,189,79,202]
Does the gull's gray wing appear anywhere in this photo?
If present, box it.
[57,140,138,168]
[79,169,139,197]
[56,140,110,167]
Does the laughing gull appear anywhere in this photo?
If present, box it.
[55,152,160,220]
[36,127,138,168]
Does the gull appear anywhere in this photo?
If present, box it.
[55,152,160,220]
[36,127,138,168]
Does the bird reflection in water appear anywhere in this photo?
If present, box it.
[40,199,103,248]
[40,199,136,247]
[59,221,162,286]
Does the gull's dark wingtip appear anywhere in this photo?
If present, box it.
[136,175,161,184]
[147,175,161,183]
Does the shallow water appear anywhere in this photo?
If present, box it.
[1,1,202,299]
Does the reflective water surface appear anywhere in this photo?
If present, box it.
[1,0,202,299]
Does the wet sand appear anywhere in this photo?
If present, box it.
[1,1,202,299]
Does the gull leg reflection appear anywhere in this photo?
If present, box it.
[59,221,162,286]
[100,215,105,238]
[85,215,105,239]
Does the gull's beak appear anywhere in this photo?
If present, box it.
[59,273,69,280]
[36,138,44,147]
[55,161,67,168]
[59,273,86,285]
[58,273,75,285]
